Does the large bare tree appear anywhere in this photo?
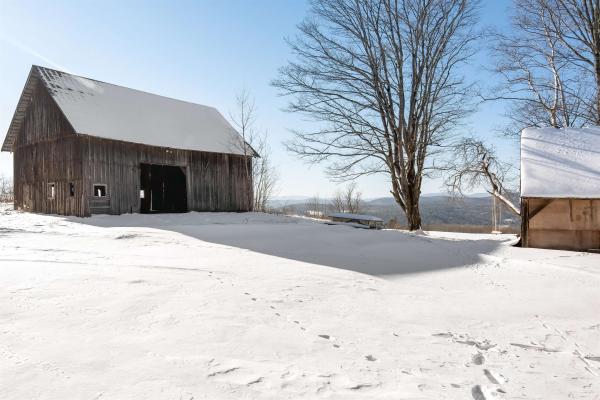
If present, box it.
[274,0,480,230]
[488,0,594,134]
[230,89,279,212]
[543,0,600,123]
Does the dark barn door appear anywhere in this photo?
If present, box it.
[140,163,188,213]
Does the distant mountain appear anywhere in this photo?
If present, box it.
[366,197,397,206]
[268,196,313,206]
[273,192,489,207]
[270,194,520,227]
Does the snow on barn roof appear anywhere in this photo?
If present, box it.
[2,66,254,156]
[521,126,600,198]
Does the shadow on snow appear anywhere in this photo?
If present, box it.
[67,212,505,277]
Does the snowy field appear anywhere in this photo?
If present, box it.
[1,204,599,400]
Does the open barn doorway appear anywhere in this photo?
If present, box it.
[140,164,188,213]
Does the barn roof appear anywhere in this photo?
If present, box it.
[2,65,255,156]
[521,126,600,198]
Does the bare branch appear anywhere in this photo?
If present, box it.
[442,138,520,216]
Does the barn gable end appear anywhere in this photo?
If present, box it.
[12,72,85,216]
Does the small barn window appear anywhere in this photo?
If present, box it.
[47,183,55,199]
[69,182,75,197]
[93,184,107,197]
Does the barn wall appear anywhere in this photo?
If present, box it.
[522,198,600,251]
[81,136,252,215]
[12,83,85,216]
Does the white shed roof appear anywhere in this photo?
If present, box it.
[2,66,253,156]
[521,126,600,198]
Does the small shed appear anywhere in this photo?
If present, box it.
[327,212,384,229]
[520,127,600,251]
[2,66,255,217]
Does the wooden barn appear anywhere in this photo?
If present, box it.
[520,127,600,252]
[1,65,255,217]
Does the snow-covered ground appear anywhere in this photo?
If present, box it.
[1,204,599,399]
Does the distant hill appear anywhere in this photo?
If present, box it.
[270,194,520,227]
[268,196,314,207]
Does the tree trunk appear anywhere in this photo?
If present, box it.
[595,51,600,124]
[405,201,422,230]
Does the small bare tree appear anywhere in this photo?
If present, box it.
[308,194,325,218]
[331,183,363,214]
[0,174,13,203]
[487,0,593,134]
[251,131,279,212]
[230,89,279,212]
[273,0,481,230]
[443,138,520,215]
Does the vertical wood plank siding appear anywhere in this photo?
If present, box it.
[522,197,600,251]
[81,136,252,216]
[12,82,84,215]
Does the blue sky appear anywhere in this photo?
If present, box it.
[0,0,516,198]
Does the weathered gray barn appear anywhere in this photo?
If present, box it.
[520,127,600,251]
[1,66,254,217]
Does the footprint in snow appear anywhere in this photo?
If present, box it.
[348,383,374,390]
[483,369,507,384]
[207,366,240,378]
[471,385,491,400]
[472,352,485,365]
[509,342,560,352]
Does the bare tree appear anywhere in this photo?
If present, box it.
[443,138,520,215]
[273,0,480,230]
[0,174,14,203]
[308,194,325,218]
[542,0,600,123]
[331,182,363,214]
[251,131,279,212]
[488,0,593,134]
[230,89,279,212]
